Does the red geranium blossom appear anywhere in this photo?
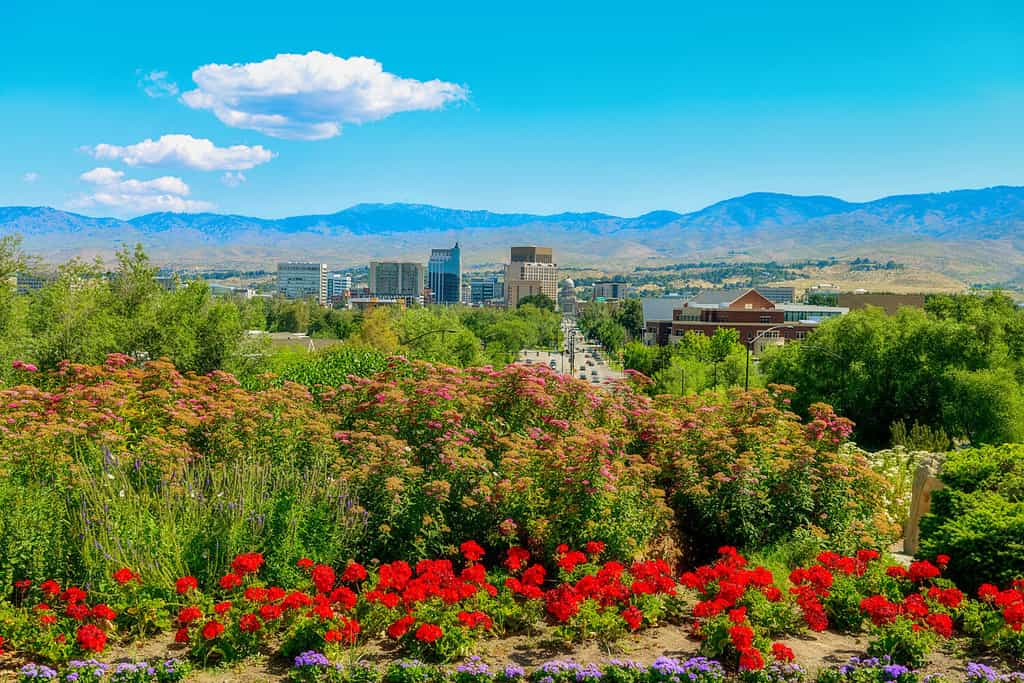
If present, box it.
[772,643,795,663]
[214,601,233,615]
[175,576,198,594]
[621,605,643,631]
[219,573,243,590]
[76,623,107,653]
[174,627,189,644]
[201,620,225,640]
[460,540,486,562]
[91,604,117,621]
[387,614,416,639]
[415,623,443,643]
[113,567,138,585]
[311,564,336,594]
[231,552,264,576]
[178,606,202,624]
[341,562,368,583]
[239,613,262,633]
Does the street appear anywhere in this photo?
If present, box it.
[515,322,624,387]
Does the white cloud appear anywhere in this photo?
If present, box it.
[181,51,468,140]
[22,171,39,183]
[84,134,275,171]
[138,69,179,98]
[221,171,246,187]
[69,166,213,215]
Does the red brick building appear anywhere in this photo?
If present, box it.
[644,288,843,350]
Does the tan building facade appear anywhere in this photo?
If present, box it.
[504,246,558,308]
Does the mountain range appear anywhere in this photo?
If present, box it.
[3,186,1024,278]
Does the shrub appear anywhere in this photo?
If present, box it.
[919,445,1024,592]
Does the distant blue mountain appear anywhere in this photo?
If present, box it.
[4,186,1024,266]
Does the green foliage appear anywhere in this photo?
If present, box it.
[577,301,644,352]
[919,444,1024,591]
[889,421,950,452]
[515,293,556,311]
[761,295,1024,447]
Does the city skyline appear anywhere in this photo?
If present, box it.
[4,1,1023,219]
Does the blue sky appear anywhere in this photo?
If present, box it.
[2,0,1022,218]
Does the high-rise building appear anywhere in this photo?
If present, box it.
[369,261,425,299]
[592,281,630,301]
[469,276,504,305]
[504,245,558,309]
[510,246,554,264]
[327,273,352,298]
[428,242,462,304]
[277,262,327,304]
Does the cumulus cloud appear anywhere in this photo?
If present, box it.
[180,51,468,140]
[84,134,275,171]
[221,171,246,187]
[138,69,179,98]
[22,171,39,183]
[68,167,213,215]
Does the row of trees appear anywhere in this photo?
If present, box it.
[760,293,1024,448]
[622,328,755,394]
[576,299,644,351]
[0,240,562,384]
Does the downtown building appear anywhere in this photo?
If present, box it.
[428,242,462,304]
[277,262,328,304]
[504,246,558,309]
[369,261,425,302]
[469,276,504,305]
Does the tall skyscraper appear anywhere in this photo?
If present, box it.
[428,242,462,304]
[369,261,425,298]
[277,262,328,304]
[504,245,558,308]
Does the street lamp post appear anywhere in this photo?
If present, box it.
[745,324,798,391]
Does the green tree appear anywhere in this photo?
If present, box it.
[516,293,556,311]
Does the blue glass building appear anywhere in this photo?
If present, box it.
[428,242,462,304]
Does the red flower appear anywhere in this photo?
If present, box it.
[739,648,765,671]
[460,541,486,562]
[557,550,588,572]
[729,607,747,624]
[325,617,361,644]
[312,564,336,594]
[297,558,314,570]
[258,603,283,621]
[908,560,940,582]
[729,624,755,650]
[174,627,190,644]
[175,576,198,594]
[341,562,368,583]
[244,586,270,603]
[935,554,950,568]
[861,595,901,626]
[65,603,90,621]
[886,565,909,580]
[772,643,795,662]
[63,586,87,604]
[387,614,416,639]
[201,620,225,640]
[40,580,60,597]
[91,603,117,621]
[927,612,953,638]
[178,606,202,624]
[14,579,32,590]
[231,552,264,576]
[76,623,107,653]
[239,613,262,633]
[214,601,232,615]
[219,573,243,590]
[585,540,606,556]
[415,623,443,643]
[113,567,138,585]
[978,584,1000,601]
[40,614,56,626]
[621,605,643,631]
[458,610,494,631]
[505,547,531,572]
[283,591,314,610]
[329,586,357,610]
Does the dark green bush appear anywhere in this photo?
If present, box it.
[919,444,1024,591]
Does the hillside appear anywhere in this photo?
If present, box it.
[3,186,1024,279]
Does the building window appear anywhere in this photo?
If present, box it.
[759,315,771,323]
